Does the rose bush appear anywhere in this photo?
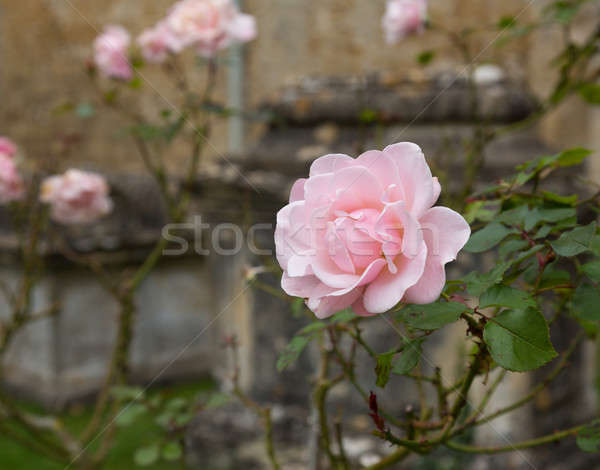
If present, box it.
[275,143,470,318]
[40,169,113,224]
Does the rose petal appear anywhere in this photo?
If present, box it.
[308,287,364,319]
[309,153,354,177]
[383,142,434,217]
[289,178,307,203]
[363,241,427,314]
[403,206,470,304]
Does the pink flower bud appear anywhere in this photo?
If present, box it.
[0,154,25,204]
[93,25,134,80]
[137,22,178,64]
[383,0,427,44]
[0,137,17,158]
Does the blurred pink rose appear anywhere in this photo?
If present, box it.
[0,154,24,203]
[383,0,427,44]
[93,25,133,80]
[0,137,17,158]
[40,170,113,224]
[275,143,470,318]
[137,22,178,63]
[165,0,256,56]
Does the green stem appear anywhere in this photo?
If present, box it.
[445,423,588,454]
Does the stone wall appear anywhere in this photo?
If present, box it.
[2,0,597,180]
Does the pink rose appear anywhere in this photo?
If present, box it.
[137,22,178,63]
[382,0,427,44]
[165,0,256,56]
[40,169,113,225]
[274,143,470,318]
[93,25,133,80]
[0,137,17,158]
[0,154,25,204]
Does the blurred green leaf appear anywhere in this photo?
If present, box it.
[579,83,600,105]
[582,260,600,283]
[110,385,145,401]
[277,335,311,372]
[417,50,436,66]
[116,403,147,427]
[134,444,160,466]
[162,441,183,461]
[577,421,600,452]
[571,284,600,321]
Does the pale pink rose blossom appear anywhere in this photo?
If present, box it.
[93,25,134,80]
[383,0,428,44]
[0,154,25,204]
[40,170,113,225]
[274,143,470,319]
[137,22,178,63]
[0,137,17,158]
[165,0,256,56]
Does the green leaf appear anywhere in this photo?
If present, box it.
[497,16,517,28]
[359,109,378,124]
[542,191,577,206]
[464,223,516,253]
[577,421,600,452]
[523,207,576,231]
[400,302,468,330]
[417,50,435,66]
[582,260,600,283]
[162,441,183,461]
[166,397,188,411]
[483,308,557,372]
[116,403,147,427]
[134,444,160,466]
[110,385,145,401]
[464,200,500,224]
[205,392,232,409]
[276,335,311,372]
[392,341,422,375]
[463,262,511,296]
[375,351,395,388]
[579,83,600,105]
[499,239,529,259]
[551,222,597,257]
[571,284,600,321]
[556,147,591,166]
[479,285,536,310]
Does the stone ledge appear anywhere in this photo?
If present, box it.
[264,72,538,126]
